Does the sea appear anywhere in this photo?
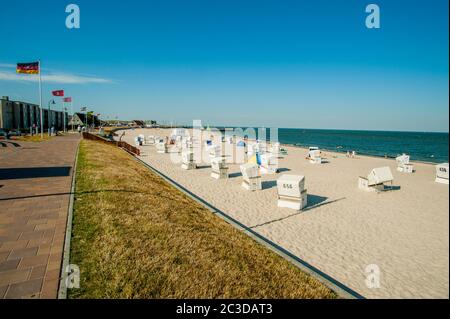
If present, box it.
[274,129,449,164]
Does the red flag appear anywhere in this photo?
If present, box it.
[52,90,64,97]
[63,97,72,102]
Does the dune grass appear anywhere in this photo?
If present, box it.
[68,139,337,299]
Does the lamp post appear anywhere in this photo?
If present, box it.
[63,106,67,133]
[48,99,55,136]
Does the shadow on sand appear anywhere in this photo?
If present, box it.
[249,196,346,229]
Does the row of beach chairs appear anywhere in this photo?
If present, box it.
[139,134,449,210]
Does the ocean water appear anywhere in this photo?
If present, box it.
[275,129,449,164]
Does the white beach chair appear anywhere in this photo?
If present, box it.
[396,154,414,173]
[435,163,449,184]
[358,166,395,192]
[260,153,278,174]
[277,174,308,210]
[156,139,168,153]
[181,150,196,170]
[235,141,247,164]
[134,136,142,147]
[240,163,262,191]
[208,145,221,159]
[181,137,193,151]
[308,149,322,164]
[211,157,229,179]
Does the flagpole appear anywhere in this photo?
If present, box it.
[62,100,66,133]
[38,60,43,139]
[71,100,73,132]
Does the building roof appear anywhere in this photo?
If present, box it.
[132,120,145,126]
[69,113,101,126]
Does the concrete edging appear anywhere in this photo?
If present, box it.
[125,149,365,300]
[57,141,80,299]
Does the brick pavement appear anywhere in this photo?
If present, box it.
[0,134,80,298]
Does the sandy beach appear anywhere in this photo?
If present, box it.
[116,128,449,299]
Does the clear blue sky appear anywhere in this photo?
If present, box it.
[0,0,448,132]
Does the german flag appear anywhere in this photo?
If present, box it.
[16,62,39,74]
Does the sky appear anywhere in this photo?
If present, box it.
[0,0,448,132]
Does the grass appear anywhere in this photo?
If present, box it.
[68,139,337,299]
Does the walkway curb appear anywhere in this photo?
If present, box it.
[57,141,80,299]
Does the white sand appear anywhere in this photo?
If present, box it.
[116,128,449,299]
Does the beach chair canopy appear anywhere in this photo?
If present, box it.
[211,157,225,170]
[308,149,321,159]
[240,163,259,179]
[277,174,305,197]
[436,163,449,179]
[367,167,394,186]
[396,154,410,165]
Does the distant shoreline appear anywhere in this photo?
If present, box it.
[113,126,446,165]
[280,142,442,166]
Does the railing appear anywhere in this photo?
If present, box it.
[117,141,141,156]
[82,132,140,156]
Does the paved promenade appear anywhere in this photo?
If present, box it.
[0,134,80,298]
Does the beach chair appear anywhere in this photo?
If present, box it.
[156,139,168,153]
[358,167,395,192]
[236,140,247,164]
[435,163,449,184]
[181,150,196,170]
[260,153,279,174]
[134,136,142,147]
[208,145,221,159]
[240,163,262,191]
[307,149,322,164]
[396,154,414,173]
[181,137,193,151]
[277,174,308,210]
[211,157,229,179]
